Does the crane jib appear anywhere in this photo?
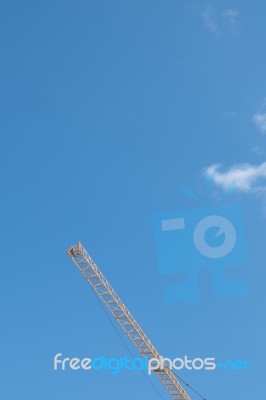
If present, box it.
[67,242,192,400]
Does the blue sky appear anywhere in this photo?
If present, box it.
[1,1,266,399]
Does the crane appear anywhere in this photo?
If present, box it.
[67,242,191,400]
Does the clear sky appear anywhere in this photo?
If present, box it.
[1,1,265,399]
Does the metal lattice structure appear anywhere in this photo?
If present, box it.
[67,242,191,400]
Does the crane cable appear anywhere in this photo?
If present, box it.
[91,288,166,400]
[89,287,207,400]
[172,371,207,400]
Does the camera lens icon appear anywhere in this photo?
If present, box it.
[193,215,237,259]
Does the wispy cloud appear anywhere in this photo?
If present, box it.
[202,5,239,36]
[253,113,266,133]
[253,98,266,133]
[251,146,264,156]
[205,163,266,192]
[223,8,239,24]
[202,4,220,35]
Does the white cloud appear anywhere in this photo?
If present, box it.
[205,162,266,192]
[253,113,266,133]
[223,8,239,24]
[202,4,220,35]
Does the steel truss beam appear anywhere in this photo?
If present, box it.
[67,242,191,400]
